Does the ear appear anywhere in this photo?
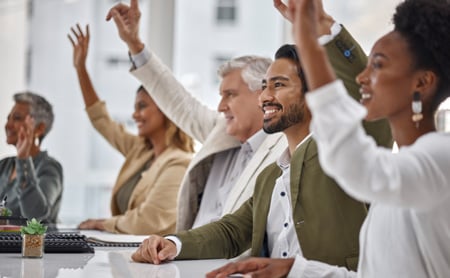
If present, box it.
[415,70,438,99]
[33,122,46,139]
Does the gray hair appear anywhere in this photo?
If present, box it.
[14,91,54,144]
[217,55,272,92]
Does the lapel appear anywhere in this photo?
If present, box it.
[128,147,176,208]
[188,119,240,172]
[225,133,283,210]
[113,146,154,196]
[289,137,312,210]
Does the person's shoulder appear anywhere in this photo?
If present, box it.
[0,156,15,167]
[39,152,63,171]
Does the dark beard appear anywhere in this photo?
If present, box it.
[263,103,304,134]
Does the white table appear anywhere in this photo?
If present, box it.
[0,248,230,278]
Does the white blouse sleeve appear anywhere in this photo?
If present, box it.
[305,80,450,210]
[288,255,357,278]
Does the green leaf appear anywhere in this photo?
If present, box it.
[20,218,47,235]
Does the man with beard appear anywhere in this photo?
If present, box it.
[131,41,375,270]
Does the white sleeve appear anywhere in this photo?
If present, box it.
[164,235,182,257]
[305,80,450,209]
[130,48,221,143]
[288,255,357,278]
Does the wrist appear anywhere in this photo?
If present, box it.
[127,39,145,55]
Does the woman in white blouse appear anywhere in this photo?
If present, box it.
[206,0,450,277]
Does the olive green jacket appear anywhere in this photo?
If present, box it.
[175,26,392,271]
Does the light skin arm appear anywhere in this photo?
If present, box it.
[289,0,336,89]
[206,257,294,278]
[274,0,334,37]
[131,235,177,264]
[68,24,100,108]
[105,0,144,55]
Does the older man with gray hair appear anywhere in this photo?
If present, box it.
[107,0,287,232]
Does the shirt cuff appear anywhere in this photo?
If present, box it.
[130,48,152,69]
[287,255,308,278]
[165,235,182,257]
[318,22,342,45]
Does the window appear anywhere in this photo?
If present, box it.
[216,0,237,25]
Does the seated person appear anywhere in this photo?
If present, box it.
[68,24,194,235]
[127,3,391,268]
[0,92,63,224]
[105,0,391,236]
[208,0,450,277]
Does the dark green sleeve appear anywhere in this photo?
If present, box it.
[175,197,254,259]
[325,26,393,148]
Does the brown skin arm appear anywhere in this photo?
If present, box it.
[289,0,337,89]
[206,257,295,278]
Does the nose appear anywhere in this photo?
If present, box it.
[217,96,227,112]
[259,87,275,107]
[132,110,139,121]
[356,68,369,85]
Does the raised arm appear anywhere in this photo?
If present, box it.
[68,24,99,108]
[275,0,334,37]
[289,0,336,89]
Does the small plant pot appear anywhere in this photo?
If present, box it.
[22,234,45,258]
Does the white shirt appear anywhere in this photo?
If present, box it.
[266,136,311,259]
[288,80,450,278]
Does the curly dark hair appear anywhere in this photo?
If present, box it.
[393,0,450,112]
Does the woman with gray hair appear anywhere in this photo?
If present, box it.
[0,92,63,224]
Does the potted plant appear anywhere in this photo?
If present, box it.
[20,218,47,258]
[0,197,12,225]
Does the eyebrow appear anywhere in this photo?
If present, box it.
[371,52,389,60]
[268,76,290,82]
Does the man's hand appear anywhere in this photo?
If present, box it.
[275,0,334,37]
[205,257,295,278]
[131,235,177,264]
[68,24,90,70]
[105,0,144,54]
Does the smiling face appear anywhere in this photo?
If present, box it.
[218,69,263,142]
[132,89,167,140]
[260,58,306,134]
[5,102,30,146]
[357,31,419,123]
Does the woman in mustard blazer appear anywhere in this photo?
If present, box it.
[69,24,194,235]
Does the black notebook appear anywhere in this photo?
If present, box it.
[0,232,95,253]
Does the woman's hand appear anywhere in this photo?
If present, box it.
[206,257,295,278]
[68,24,90,70]
[78,219,106,231]
[16,116,35,159]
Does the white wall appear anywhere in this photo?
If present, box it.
[0,0,28,158]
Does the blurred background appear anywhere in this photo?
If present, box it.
[1,0,449,226]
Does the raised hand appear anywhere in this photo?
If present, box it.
[16,116,35,159]
[289,0,336,90]
[68,24,90,70]
[274,0,293,22]
[131,235,177,264]
[105,0,144,54]
[205,257,295,278]
[275,0,334,37]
